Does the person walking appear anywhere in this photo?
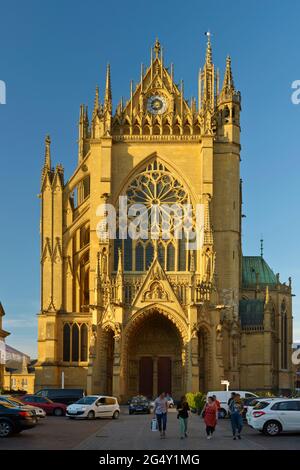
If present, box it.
[229,393,243,440]
[227,392,236,409]
[212,394,221,418]
[176,395,190,439]
[153,392,169,438]
[202,396,218,439]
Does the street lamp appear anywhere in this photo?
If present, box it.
[221,380,230,391]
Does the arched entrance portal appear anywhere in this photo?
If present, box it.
[198,329,209,392]
[126,311,184,399]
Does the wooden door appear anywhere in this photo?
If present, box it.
[139,357,153,398]
[157,357,172,395]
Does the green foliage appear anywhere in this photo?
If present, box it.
[186,392,196,409]
[186,392,206,413]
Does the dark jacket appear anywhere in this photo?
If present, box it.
[177,401,190,419]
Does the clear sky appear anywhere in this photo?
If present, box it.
[0,0,300,358]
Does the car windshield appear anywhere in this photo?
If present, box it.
[75,397,97,405]
[0,398,21,406]
[132,397,148,403]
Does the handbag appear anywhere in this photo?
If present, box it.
[151,418,158,432]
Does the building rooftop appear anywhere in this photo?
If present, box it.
[242,256,277,288]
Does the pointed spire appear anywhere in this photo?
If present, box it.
[104,63,112,106]
[204,194,213,245]
[222,56,235,93]
[93,85,100,117]
[84,105,89,136]
[117,247,123,275]
[260,237,264,258]
[154,37,161,58]
[200,32,215,113]
[140,63,144,92]
[44,135,51,169]
[190,251,195,273]
[205,31,212,66]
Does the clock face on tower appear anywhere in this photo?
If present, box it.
[147,95,168,114]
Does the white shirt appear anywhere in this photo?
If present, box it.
[154,397,168,414]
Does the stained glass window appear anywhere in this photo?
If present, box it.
[146,243,154,268]
[72,324,79,362]
[114,159,195,272]
[135,243,144,271]
[63,323,70,362]
[167,243,175,271]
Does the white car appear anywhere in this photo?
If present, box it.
[245,398,274,420]
[166,396,174,408]
[207,390,258,418]
[247,398,300,435]
[66,395,120,420]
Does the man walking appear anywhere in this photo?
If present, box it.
[229,393,243,440]
[153,392,169,438]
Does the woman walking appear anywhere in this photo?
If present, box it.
[176,395,190,439]
[229,393,243,440]
[202,396,218,439]
[153,392,169,438]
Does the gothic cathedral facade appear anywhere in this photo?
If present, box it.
[35,39,294,400]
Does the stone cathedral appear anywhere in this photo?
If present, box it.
[35,38,294,400]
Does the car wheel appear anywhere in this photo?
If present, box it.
[263,420,282,436]
[87,411,95,420]
[129,410,133,415]
[53,408,63,417]
[0,421,13,438]
[218,408,227,419]
[112,410,119,420]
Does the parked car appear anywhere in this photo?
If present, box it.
[35,388,84,405]
[66,395,120,420]
[247,398,300,435]
[0,402,37,437]
[166,395,175,408]
[0,395,46,420]
[129,396,153,414]
[21,395,67,416]
[206,390,258,418]
[243,397,275,419]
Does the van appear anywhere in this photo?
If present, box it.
[206,390,258,418]
[35,388,84,405]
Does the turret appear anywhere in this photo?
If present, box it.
[217,56,241,141]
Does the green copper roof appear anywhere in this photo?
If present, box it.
[242,256,277,288]
[239,299,264,326]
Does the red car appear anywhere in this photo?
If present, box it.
[21,395,67,416]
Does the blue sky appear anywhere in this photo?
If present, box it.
[0,0,299,357]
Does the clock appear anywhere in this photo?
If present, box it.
[147,95,168,115]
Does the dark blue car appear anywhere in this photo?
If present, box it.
[129,396,153,415]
